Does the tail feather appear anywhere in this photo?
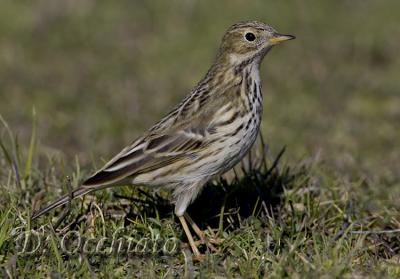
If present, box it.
[31,187,93,220]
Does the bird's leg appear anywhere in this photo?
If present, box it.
[183,213,206,243]
[178,215,203,260]
[183,213,219,252]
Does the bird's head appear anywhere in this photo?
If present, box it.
[217,20,295,66]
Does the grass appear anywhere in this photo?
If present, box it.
[1,124,399,277]
[0,0,400,277]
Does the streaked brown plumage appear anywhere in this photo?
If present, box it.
[32,20,295,259]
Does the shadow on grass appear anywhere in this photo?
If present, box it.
[112,144,309,232]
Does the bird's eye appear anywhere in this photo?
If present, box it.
[245,32,256,42]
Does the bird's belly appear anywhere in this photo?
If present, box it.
[189,112,261,178]
[218,116,260,172]
[132,110,261,187]
[132,120,260,188]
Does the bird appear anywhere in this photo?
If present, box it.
[31,20,295,260]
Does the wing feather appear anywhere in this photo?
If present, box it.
[83,130,206,187]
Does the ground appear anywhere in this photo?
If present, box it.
[0,1,399,277]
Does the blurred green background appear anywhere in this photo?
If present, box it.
[1,0,399,180]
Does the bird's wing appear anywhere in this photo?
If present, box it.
[82,127,208,187]
[83,76,243,188]
[32,128,210,220]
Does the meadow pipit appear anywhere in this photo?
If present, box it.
[32,20,295,259]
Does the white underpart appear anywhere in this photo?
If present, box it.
[173,63,263,216]
[210,63,262,173]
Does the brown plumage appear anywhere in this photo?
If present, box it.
[32,20,295,259]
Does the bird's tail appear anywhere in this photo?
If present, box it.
[31,187,94,220]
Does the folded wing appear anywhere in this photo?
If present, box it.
[82,128,207,187]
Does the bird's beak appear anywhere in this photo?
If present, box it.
[269,33,296,45]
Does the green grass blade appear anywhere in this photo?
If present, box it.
[0,114,22,189]
[0,138,12,166]
[0,209,12,252]
[24,107,37,180]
